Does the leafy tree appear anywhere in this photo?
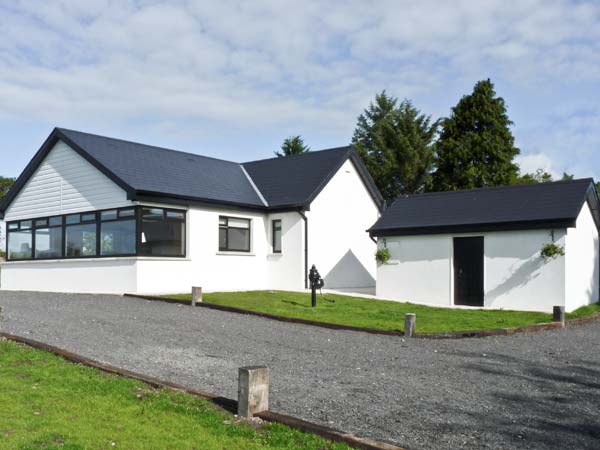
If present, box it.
[431,79,520,191]
[352,91,439,202]
[275,136,310,157]
[516,170,574,184]
[0,176,15,199]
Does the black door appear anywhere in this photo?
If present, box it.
[453,237,484,306]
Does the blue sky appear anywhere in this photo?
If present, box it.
[1,0,599,180]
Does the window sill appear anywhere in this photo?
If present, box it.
[267,253,283,257]
[1,256,191,265]
[216,251,255,256]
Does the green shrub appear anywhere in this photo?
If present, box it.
[375,247,391,264]
[540,242,564,259]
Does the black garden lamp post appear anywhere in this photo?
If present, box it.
[308,264,324,307]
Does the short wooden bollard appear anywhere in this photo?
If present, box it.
[191,286,202,306]
[553,306,565,327]
[404,313,416,337]
[238,366,269,418]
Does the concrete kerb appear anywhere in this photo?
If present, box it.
[123,293,600,339]
[0,332,406,450]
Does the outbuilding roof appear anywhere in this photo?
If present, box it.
[0,128,383,217]
[368,179,600,237]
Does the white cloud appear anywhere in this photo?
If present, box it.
[0,0,599,173]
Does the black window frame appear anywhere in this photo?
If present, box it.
[272,219,282,254]
[5,206,187,261]
[218,216,252,252]
[138,206,187,257]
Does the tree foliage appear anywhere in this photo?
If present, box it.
[0,176,15,200]
[352,91,439,203]
[516,170,574,184]
[275,136,310,157]
[431,79,520,191]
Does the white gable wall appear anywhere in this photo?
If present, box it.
[565,202,599,311]
[4,140,132,221]
[306,159,379,289]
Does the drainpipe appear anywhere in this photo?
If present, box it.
[298,210,308,289]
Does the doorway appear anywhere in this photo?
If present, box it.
[453,236,484,306]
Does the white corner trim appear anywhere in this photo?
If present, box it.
[240,165,269,207]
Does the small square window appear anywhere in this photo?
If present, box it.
[119,208,135,218]
[101,210,118,221]
[66,214,80,225]
[49,217,62,227]
[35,219,48,228]
[166,210,185,220]
[81,213,96,222]
[20,220,32,230]
[142,208,163,220]
[8,222,19,230]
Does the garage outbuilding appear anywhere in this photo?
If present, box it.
[368,179,600,312]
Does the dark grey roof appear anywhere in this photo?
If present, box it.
[0,128,383,217]
[243,147,383,208]
[369,179,600,236]
[58,128,265,208]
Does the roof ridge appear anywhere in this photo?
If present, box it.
[242,145,352,165]
[56,127,241,166]
[394,178,594,202]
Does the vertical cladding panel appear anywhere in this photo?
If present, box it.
[4,140,132,221]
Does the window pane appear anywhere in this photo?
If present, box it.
[227,228,250,251]
[101,220,135,255]
[101,210,117,221]
[35,227,62,259]
[49,217,62,227]
[166,210,185,220]
[219,227,227,249]
[228,218,250,229]
[20,220,32,229]
[35,219,48,228]
[8,222,18,230]
[140,217,184,256]
[81,213,96,222]
[273,220,282,253]
[66,223,97,257]
[66,214,80,224]
[142,208,163,220]
[119,208,135,218]
[8,230,32,259]
[219,216,227,225]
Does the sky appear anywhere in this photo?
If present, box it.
[0,0,599,180]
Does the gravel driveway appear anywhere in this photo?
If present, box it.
[1,291,599,450]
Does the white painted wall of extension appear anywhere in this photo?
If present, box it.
[565,201,599,312]
[306,158,379,289]
[3,140,133,222]
[376,202,599,312]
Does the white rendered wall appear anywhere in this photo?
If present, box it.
[4,140,132,221]
[265,211,304,291]
[377,229,568,312]
[306,159,379,289]
[0,259,137,293]
[376,235,452,305]
[565,202,599,312]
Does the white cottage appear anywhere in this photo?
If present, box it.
[368,180,600,312]
[0,128,383,294]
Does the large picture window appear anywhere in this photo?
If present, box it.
[219,216,251,252]
[6,206,186,260]
[139,207,186,257]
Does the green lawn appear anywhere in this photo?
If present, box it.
[166,290,600,334]
[0,339,349,450]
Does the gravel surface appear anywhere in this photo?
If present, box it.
[1,291,599,450]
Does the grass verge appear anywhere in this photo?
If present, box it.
[0,339,349,450]
[164,291,600,333]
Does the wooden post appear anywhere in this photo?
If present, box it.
[192,286,202,306]
[404,313,416,337]
[238,366,270,418]
[553,306,565,327]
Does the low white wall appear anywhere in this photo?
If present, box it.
[0,259,137,294]
[377,229,568,312]
[565,202,599,312]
